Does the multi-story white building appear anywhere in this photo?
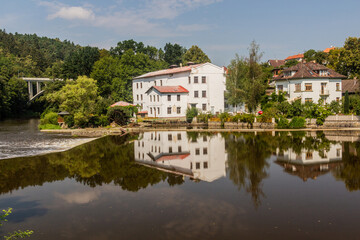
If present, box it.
[133,63,227,118]
[134,131,227,182]
[274,62,345,104]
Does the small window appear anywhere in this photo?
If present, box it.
[295,83,301,92]
[203,162,208,169]
[337,148,341,157]
[203,136,207,142]
[190,162,193,169]
[151,133,153,140]
[177,133,182,140]
[203,148,208,155]
[168,134,172,141]
[305,83,312,91]
[306,152,313,160]
[336,83,340,91]
[195,148,200,155]
[202,104,207,111]
[177,107,181,114]
[188,76,191,84]
[150,95,152,102]
[168,95,171,101]
[141,95,143,100]
[158,107,160,114]
[178,146,182,152]
[140,83,142,88]
[167,107,171,114]
[194,91,199,98]
[305,98,312,103]
[150,108,153,114]
[137,95,139,101]
[177,95,180,101]
[157,95,159,102]
[196,162,200,169]
[202,91,206,98]
[154,81,156,86]
[278,85,283,91]
[136,83,139,89]
[160,80,163,86]
[194,76,198,83]
[202,76,206,83]
[169,147,172,153]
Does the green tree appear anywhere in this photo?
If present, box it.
[284,59,298,68]
[46,76,100,126]
[182,45,211,65]
[344,90,350,114]
[163,43,186,66]
[226,41,268,112]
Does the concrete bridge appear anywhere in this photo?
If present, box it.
[21,78,55,103]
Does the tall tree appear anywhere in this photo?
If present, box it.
[182,45,211,65]
[226,41,268,112]
[344,90,350,114]
[163,43,186,66]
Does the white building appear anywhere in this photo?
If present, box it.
[133,63,227,118]
[134,131,227,182]
[274,62,345,104]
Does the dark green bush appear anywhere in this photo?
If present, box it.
[289,116,306,129]
[40,112,58,125]
[277,117,289,129]
[197,112,212,123]
[186,107,198,122]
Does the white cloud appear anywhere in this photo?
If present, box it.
[39,0,223,37]
[56,191,100,204]
[49,6,95,20]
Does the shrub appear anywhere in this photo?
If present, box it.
[289,116,306,129]
[64,115,74,128]
[329,100,341,114]
[277,117,289,129]
[38,124,61,130]
[40,112,58,125]
[197,112,212,123]
[186,107,198,122]
[219,112,230,125]
[239,114,255,124]
[230,114,241,122]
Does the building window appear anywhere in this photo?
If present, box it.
[306,151,313,160]
[195,148,200,155]
[167,107,171,114]
[141,83,142,88]
[177,95,180,101]
[196,162,200,169]
[137,95,139,101]
[194,91,199,98]
[295,83,301,92]
[160,80,163,86]
[157,95,159,102]
[188,76,191,84]
[177,133,181,140]
[158,107,160,115]
[202,104,207,111]
[337,148,341,157]
[178,146,182,152]
[278,85,283,91]
[203,136,207,142]
[168,134,172,141]
[202,91,206,98]
[150,108,153,114]
[194,76,198,83]
[141,95,143,100]
[305,98,312,103]
[203,162,208,169]
[203,148,208,155]
[168,95,171,101]
[136,83,139,89]
[305,83,312,91]
[336,83,340,91]
[154,81,156,86]
[336,97,340,102]
[202,76,206,83]
[153,107,156,115]
[169,147,172,153]
[150,95,152,102]
[177,107,181,114]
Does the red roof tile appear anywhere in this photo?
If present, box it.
[134,64,204,79]
[156,153,190,162]
[324,47,335,53]
[138,111,148,114]
[342,79,359,94]
[268,59,286,68]
[285,54,304,61]
[147,85,189,94]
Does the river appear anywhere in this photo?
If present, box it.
[1,123,360,239]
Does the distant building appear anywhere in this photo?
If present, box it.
[132,63,227,118]
[285,53,304,62]
[323,46,336,53]
[268,59,286,77]
[274,62,346,103]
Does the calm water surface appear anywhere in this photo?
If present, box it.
[1,129,360,239]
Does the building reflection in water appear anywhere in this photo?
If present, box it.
[134,131,227,182]
[275,140,343,181]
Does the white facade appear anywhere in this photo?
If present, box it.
[276,78,342,104]
[133,63,227,118]
[134,131,227,182]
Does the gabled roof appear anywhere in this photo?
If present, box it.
[324,47,336,53]
[274,62,346,80]
[133,64,204,79]
[285,54,304,61]
[145,85,189,94]
[110,101,134,107]
[342,79,360,94]
[268,59,286,68]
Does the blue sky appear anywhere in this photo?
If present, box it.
[1,0,360,66]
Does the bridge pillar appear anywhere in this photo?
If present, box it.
[36,82,41,93]
[28,81,33,99]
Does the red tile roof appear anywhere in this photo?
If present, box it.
[285,54,304,61]
[147,85,189,94]
[274,62,346,80]
[134,64,203,79]
[156,153,190,162]
[268,59,286,68]
[342,79,359,94]
[110,101,134,107]
[138,111,148,114]
[324,47,335,53]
